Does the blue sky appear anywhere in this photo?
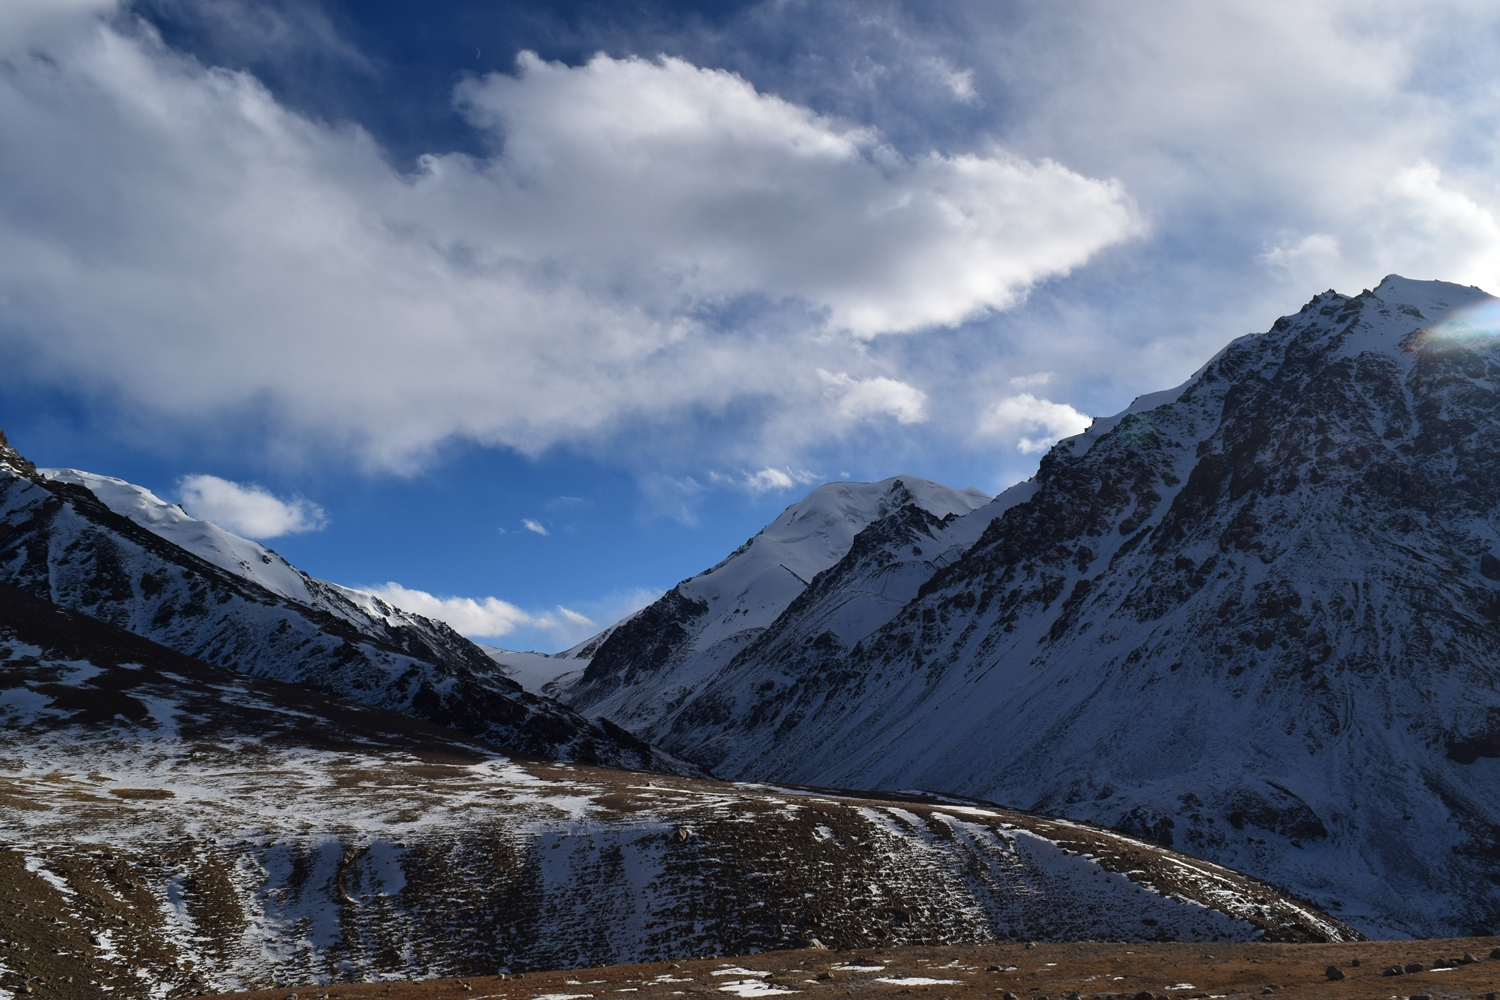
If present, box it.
[4,0,1500,650]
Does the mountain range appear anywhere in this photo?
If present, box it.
[0,435,688,774]
[557,276,1500,939]
[0,580,1353,998]
[3,273,1495,972]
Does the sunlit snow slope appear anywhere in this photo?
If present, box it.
[568,277,1500,938]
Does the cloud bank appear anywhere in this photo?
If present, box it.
[365,581,658,646]
[177,474,327,538]
[0,9,1138,470]
[978,395,1092,454]
[8,0,1500,487]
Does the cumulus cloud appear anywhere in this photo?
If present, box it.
[1367,162,1500,287]
[11,0,1500,496]
[711,466,822,494]
[923,57,978,103]
[363,581,660,647]
[720,0,1500,442]
[1259,233,1341,271]
[0,12,1138,470]
[177,474,327,538]
[363,582,537,638]
[521,518,549,536]
[978,394,1092,454]
[1008,372,1055,389]
[817,369,927,425]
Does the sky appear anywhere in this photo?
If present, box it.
[3,0,1500,651]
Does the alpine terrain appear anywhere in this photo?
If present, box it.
[0,582,1354,999]
[0,433,688,772]
[562,276,1500,939]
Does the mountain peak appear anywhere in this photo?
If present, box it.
[558,277,1500,938]
[0,429,38,479]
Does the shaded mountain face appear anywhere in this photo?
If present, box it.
[0,434,689,773]
[0,585,1354,1000]
[563,276,1500,938]
[568,475,1000,733]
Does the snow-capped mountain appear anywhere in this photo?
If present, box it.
[0,433,690,773]
[566,475,996,733]
[0,583,1353,998]
[564,277,1500,938]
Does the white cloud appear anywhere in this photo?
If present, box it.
[818,369,927,425]
[773,0,1500,432]
[177,474,327,538]
[922,57,978,103]
[363,582,535,638]
[714,466,823,494]
[1008,372,1055,389]
[557,606,593,627]
[363,581,661,648]
[542,585,665,649]
[1259,233,1341,271]
[1367,162,1500,287]
[0,14,1139,470]
[0,0,111,43]
[11,0,1500,495]
[978,394,1092,454]
[521,518,549,536]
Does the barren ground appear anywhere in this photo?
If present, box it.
[205,940,1500,1000]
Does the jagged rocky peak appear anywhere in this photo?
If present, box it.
[559,276,1500,938]
[0,428,38,478]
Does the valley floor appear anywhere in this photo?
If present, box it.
[205,940,1500,1000]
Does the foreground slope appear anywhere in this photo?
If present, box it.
[0,584,1352,999]
[563,277,1500,938]
[204,940,1500,1000]
[0,434,682,771]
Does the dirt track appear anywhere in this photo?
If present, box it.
[207,939,1500,1000]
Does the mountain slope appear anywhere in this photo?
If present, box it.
[0,583,1355,999]
[562,276,1500,938]
[566,475,996,734]
[0,434,688,772]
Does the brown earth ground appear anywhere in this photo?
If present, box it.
[207,939,1500,1000]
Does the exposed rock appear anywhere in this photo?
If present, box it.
[562,277,1500,937]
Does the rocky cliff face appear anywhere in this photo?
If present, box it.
[0,440,691,773]
[564,276,1500,938]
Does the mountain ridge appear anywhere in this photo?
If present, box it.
[0,435,695,773]
[0,580,1356,998]
[563,275,1500,938]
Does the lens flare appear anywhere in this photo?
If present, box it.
[1417,298,1500,348]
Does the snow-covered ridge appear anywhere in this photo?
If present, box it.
[562,276,1500,938]
[1,445,695,773]
[40,469,315,603]
[38,469,443,637]
[562,475,994,731]
[479,644,586,695]
[686,475,991,643]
